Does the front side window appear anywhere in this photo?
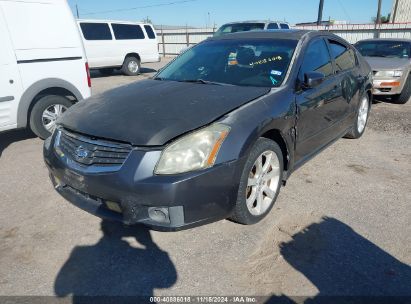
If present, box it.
[355,40,411,59]
[156,38,298,87]
[329,40,355,72]
[299,39,333,81]
[280,23,290,29]
[144,25,156,39]
[267,23,279,30]
[112,24,145,40]
[80,23,112,40]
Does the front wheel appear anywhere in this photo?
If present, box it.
[392,74,411,104]
[230,138,283,225]
[29,95,72,139]
[345,94,370,139]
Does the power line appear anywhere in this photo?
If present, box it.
[337,0,351,23]
[81,0,199,16]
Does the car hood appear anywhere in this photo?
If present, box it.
[58,79,270,146]
[364,56,410,71]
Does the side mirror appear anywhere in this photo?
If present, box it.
[304,71,325,88]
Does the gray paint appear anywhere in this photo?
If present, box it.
[0,96,14,102]
[17,78,85,128]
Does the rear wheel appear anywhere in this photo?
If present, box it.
[121,56,141,76]
[392,74,411,104]
[230,138,283,225]
[29,95,72,139]
[345,94,370,139]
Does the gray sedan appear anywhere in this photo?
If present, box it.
[355,38,411,104]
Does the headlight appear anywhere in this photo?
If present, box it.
[155,123,230,175]
[375,70,403,78]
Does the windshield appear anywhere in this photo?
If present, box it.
[156,39,298,88]
[355,41,411,59]
[214,23,265,37]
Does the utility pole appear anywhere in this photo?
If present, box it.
[375,0,382,38]
[75,4,79,19]
[317,0,324,25]
[376,0,382,24]
[392,0,399,23]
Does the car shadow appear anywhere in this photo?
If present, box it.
[0,128,36,158]
[90,67,158,79]
[265,217,411,303]
[54,220,177,303]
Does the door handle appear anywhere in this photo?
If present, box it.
[0,96,14,102]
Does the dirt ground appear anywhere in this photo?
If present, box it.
[0,59,410,301]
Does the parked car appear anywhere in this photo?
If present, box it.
[354,38,411,104]
[0,0,91,139]
[77,20,160,76]
[44,30,372,230]
[214,20,290,36]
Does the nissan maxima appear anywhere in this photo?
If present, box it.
[44,30,372,230]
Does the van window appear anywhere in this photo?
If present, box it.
[144,25,156,39]
[328,40,355,72]
[80,23,112,40]
[267,23,279,29]
[280,23,290,29]
[112,24,145,40]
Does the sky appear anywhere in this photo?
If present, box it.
[67,0,394,27]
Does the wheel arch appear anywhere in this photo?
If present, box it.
[124,52,141,62]
[17,78,84,128]
[260,129,290,172]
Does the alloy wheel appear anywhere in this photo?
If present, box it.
[246,150,280,216]
[42,104,67,133]
[357,96,369,133]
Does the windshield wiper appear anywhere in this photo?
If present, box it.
[152,76,166,80]
[178,79,232,86]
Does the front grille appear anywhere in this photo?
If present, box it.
[57,129,132,166]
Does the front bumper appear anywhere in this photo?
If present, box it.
[372,77,406,95]
[43,135,244,231]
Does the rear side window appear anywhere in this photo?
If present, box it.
[299,39,333,81]
[267,23,279,29]
[144,25,156,39]
[80,23,112,40]
[280,23,289,29]
[329,40,356,72]
[112,24,145,40]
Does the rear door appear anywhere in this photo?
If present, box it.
[327,39,360,130]
[295,38,342,162]
[111,23,148,62]
[0,6,22,130]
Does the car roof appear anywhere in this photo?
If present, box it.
[77,19,147,25]
[221,20,289,25]
[356,38,411,43]
[209,29,331,41]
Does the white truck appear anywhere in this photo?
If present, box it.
[0,0,91,139]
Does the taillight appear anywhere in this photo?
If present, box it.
[85,62,91,88]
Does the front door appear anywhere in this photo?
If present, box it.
[294,38,342,162]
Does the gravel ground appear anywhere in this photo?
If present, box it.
[0,60,410,301]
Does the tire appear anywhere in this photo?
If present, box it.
[345,94,370,139]
[392,74,411,104]
[121,56,141,76]
[29,95,72,139]
[230,138,283,225]
[99,68,115,76]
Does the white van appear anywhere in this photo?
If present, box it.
[77,20,160,76]
[0,0,91,139]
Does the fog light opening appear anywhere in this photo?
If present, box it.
[148,207,170,223]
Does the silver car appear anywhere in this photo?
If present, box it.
[214,20,290,37]
[355,38,411,104]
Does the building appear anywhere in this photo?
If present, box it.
[390,0,411,23]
